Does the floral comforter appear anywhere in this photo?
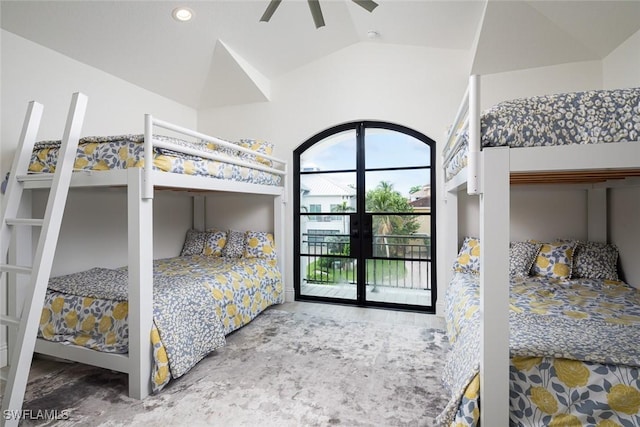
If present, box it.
[444,87,640,181]
[438,272,640,426]
[29,134,282,186]
[39,255,283,392]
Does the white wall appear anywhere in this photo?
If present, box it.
[603,28,640,90]
[459,186,588,242]
[609,184,640,285]
[1,30,199,273]
[1,30,198,365]
[198,42,471,303]
[481,60,603,108]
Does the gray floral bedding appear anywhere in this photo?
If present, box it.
[438,272,640,426]
[39,255,284,392]
[444,87,640,181]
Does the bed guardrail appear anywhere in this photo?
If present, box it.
[443,86,469,166]
[468,75,481,195]
[143,115,287,199]
[442,75,481,195]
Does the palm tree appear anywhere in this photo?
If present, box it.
[366,181,396,258]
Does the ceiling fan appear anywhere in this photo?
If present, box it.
[260,0,379,29]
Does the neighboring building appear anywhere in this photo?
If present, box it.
[299,174,356,263]
[409,185,431,235]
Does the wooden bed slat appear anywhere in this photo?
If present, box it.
[511,168,640,185]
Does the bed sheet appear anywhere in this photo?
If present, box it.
[443,87,640,182]
[38,255,283,392]
[439,272,640,426]
[29,134,282,186]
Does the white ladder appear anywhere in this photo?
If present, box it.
[0,93,87,427]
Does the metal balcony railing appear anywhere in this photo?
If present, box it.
[301,233,431,290]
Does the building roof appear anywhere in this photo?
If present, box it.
[301,175,356,197]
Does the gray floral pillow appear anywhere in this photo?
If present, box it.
[181,229,206,256]
[222,229,245,258]
[572,241,619,280]
[509,241,541,277]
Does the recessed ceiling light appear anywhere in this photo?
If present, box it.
[172,7,194,22]
[367,30,380,39]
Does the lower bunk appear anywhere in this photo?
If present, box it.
[438,238,640,426]
[35,252,283,392]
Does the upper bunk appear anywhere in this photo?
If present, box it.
[443,76,640,193]
[17,111,287,199]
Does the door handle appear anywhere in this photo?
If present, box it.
[351,229,359,238]
[363,214,372,239]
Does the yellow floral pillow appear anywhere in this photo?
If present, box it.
[206,138,274,167]
[531,241,576,280]
[243,231,277,259]
[238,139,274,167]
[203,229,227,257]
[453,237,481,274]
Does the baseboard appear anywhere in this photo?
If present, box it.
[285,287,295,302]
[435,301,445,318]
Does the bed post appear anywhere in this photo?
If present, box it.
[438,189,458,316]
[193,195,206,231]
[479,146,510,425]
[274,194,286,300]
[587,187,607,243]
[275,166,287,301]
[127,168,153,399]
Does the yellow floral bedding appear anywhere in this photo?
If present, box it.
[29,134,282,186]
[38,255,283,392]
[439,272,640,426]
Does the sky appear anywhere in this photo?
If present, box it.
[300,128,431,197]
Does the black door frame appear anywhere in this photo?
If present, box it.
[293,121,437,312]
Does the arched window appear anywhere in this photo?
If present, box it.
[294,121,436,312]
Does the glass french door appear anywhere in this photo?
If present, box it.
[294,122,436,312]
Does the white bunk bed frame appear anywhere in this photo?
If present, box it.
[442,75,640,426]
[7,96,288,401]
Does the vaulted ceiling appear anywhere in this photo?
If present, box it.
[2,1,639,110]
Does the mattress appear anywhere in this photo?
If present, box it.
[38,255,283,392]
[439,272,640,426]
[444,87,640,182]
[29,134,282,186]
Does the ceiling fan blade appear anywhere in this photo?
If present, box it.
[352,0,378,13]
[308,0,325,29]
[260,0,282,22]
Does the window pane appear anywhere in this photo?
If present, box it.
[365,129,430,169]
[299,255,357,300]
[300,130,356,172]
[369,214,431,260]
[300,172,357,214]
[365,170,431,213]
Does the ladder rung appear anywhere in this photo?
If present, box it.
[16,173,55,182]
[0,264,32,275]
[5,218,44,227]
[0,315,20,327]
